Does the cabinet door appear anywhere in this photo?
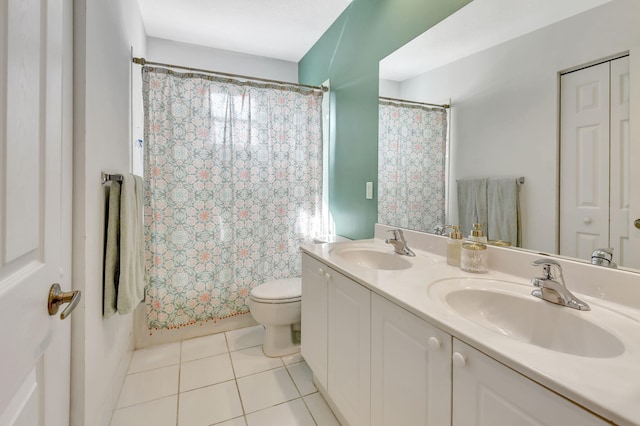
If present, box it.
[371,294,452,426]
[452,339,609,426]
[328,270,371,426]
[301,254,329,390]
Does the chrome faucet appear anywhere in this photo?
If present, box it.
[385,229,416,257]
[530,259,590,311]
[591,248,617,268]
[432,225,447,236]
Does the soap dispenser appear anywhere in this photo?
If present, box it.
[468,223,488,243]
[460,239,489,273]
[461,223,488,273]
[446,225,463,266]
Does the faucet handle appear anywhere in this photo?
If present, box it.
[386,229,405,242]
[433,225,447,236]
[531,258,562,280]
[591,248,616,267]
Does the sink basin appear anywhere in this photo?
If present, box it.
[429,279,625,358]
[328,245,413,270]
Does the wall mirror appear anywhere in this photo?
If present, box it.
[378,0,640,271]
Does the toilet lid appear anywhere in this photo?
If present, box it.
[250,278,301,303]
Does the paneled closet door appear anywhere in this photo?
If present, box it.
[609,56,632,267]
[629,51,640,270]
[560,57,631,265]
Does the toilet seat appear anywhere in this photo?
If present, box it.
[250,278,301,304]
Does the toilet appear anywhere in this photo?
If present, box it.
[249,277,302,357]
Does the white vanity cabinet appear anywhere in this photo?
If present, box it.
[452,339,609,426]
[302,252,608,426]
[371,293,452,426]
[301,253,371,426]
[301,255,329,390]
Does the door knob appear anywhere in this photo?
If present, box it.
[583,217,592,224]
[48,283,81,320]
[635,219,640,230]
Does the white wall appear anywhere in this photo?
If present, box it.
[393,0,640,253]
[72,0,146,425]
[146,37,299,82]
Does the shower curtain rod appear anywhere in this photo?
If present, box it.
[379,96,449,109]
[132,57,327,92]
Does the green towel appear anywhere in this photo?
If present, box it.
[487,177,521,247]
[103,181,121,318]
[117,174,145,315]
[457,177,488,237]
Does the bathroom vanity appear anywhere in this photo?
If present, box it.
[301,226,640,426]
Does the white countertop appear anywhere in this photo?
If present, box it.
[302,236,640,426]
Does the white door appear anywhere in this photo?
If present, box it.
[0,0,73,424]
[630,49,640,270]
[609,56,632,267]
[560,57,632,267]
[560,62,611,260]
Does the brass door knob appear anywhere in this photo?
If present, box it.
[635,219,640,230]
[48,283,81,319]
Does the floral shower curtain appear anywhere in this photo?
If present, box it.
[378,101,448,232]
[143,67,324,330]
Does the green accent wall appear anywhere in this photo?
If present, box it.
[299,0,471,240]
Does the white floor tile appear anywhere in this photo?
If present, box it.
[304,392,340,426]
[225,325,265,351]
[128,342,181,374]
[117,365,179,408]
[286,361,317,396]
[182,332,228,362]
[180,353,235,392]
[117,329,328,426]
[237,367,300,414]
[246,399,316,426]
[178,381,243,426]
[213,416,247,426]
[230,345,283,377]
[281,352,304,365]
[110,395,177,426]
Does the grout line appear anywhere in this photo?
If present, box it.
[176,340,182,426]
[211,415,247,426]
[226,330,249,418]
[114,393,179,411]
[299,394,320,426]
[179,378,237,395]
[283,358,303,398]
[282,359,321,425]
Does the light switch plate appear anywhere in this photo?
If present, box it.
[366,181,373,199]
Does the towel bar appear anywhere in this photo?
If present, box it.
[102,172,123,184]
[458,176,525,184]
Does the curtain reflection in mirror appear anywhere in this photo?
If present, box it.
[378,100,448,232]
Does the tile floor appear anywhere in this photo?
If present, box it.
[110,325,340,426]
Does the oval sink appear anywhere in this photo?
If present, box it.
[329,246,412,270]
[430,279,625,358]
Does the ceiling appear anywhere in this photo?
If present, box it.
[136,0,352,62]
[380,0,612,81]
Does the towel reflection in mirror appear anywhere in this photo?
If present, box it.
[457,176,522,247]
